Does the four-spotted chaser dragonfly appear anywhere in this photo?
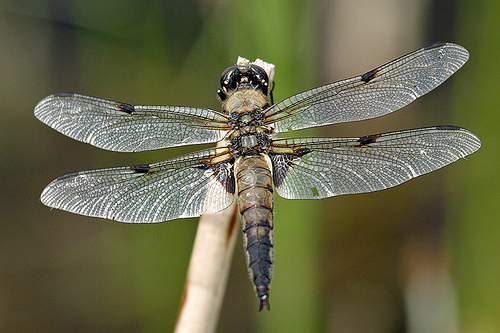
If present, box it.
[35,42,480,311]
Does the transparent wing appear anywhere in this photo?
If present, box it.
[270,126,481,199]
[264,43,469,132]
[34,93,230,152]
[39,148,236,223]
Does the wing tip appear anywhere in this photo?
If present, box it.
[434,125,481,152]
[34,92,75,121]
[423,42,469,63]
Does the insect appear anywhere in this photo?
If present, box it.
[35,42,480,311]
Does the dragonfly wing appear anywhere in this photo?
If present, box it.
[40,148,236,223]
[265,43,469,132]
[35,93,230,152]
[270,126,480,199]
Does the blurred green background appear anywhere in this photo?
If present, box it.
[0,0,497,332]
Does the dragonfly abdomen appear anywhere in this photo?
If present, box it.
[235,154,274,311]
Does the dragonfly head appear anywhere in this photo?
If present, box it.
[217,61,270,102]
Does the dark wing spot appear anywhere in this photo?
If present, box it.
[357,133,381,146]
[271,149,312,188]
[116,102,135,114]
[54,92,75,97]
[130,164,151,173]
[192,162,210,170]
[424,42,446,50]
[211,161,235,194]
[296,148,312,157]
[435,125,460,131]
[56,170,80,180]
[194,160,235,194]
[270,154,293,188]
[361,68,379,83]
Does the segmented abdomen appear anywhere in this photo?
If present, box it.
[235,154,274,311]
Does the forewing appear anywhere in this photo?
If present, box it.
[264,43,469,132]
[34,93,230,152]
[271,126,480,199]
[39,148,236,223]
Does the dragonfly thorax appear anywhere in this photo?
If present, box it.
[228,126,272,155]
[229,110,266,129]
[241,135,259,149]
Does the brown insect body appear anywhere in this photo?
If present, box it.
[221,65,276,310]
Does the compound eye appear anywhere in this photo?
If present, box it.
[249,65,269,95]
[220,66,240,93]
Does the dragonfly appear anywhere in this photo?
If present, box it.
[35,42,480,311]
